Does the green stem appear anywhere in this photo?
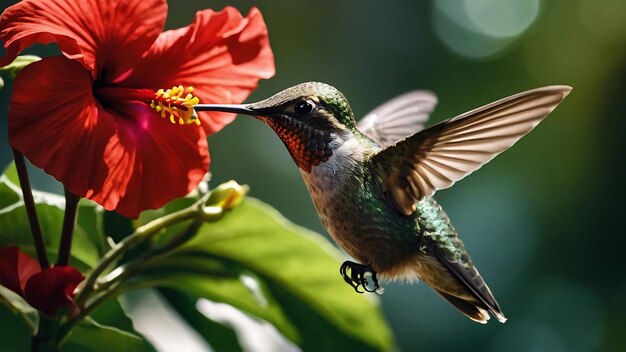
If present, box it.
[63,186,238,342]
[56,189,80,266]
[95,219,202,293]
[151,219,203,255]
[93,204,229,295]
[31,314,61,352]
[12,150,49,269]
[74,202,202,306]
[57,280,157,343]
[58,285,122,341]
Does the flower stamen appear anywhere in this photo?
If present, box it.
[150,85,201,125]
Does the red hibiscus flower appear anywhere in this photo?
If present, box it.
[0,247,84,316]
[0,0,275,218]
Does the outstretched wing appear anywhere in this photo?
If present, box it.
[357,91,437,147]
[371,85,572,215]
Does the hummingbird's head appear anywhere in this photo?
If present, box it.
[196,82,364,172]
[197,82,357,131]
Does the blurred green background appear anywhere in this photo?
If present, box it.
[1,0,625,351]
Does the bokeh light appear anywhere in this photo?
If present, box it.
[434,0,541,59]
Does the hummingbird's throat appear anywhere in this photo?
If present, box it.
[265,117,335,173]
[150,85,201,125]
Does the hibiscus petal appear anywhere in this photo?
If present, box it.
[23,266,84,316]
[9,56,209,218]
[121,7,275,135]
[9,57,115,206]
[0,246,41,296]
[92,103,210,218]
[0,0,167,80]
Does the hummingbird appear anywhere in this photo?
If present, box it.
[195,83,571,324]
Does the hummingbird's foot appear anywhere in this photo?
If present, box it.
[339,261,380,294]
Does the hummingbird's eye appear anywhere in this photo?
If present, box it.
[294,100,315,115]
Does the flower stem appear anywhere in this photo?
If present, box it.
[74,202,202,306]
[59,205,205,343]
[12,149,49,269]
[62,182,245,344]
[62,286,123,338]
[57,280,153,343]
[56,189,80,266]
[31,314,61,352]
[95,219,202,292]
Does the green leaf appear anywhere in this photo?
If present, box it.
[139,198,394,351]
[88,298,148,340]
[0,292,156,352]
[77,200,106,257]
[0,162,102,270]
[62,319,155,352]
[0,286,38,332]
[3,160,19,185]
[0,163,20,209]
[0,303,32,352]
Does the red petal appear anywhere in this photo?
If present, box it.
[121,7,275,135]
[90,102,210,218]
[0,246,41,296]
[9,56,209,218]
[9,57,115,206]
[24,266,84,316]
[0,0,167,80]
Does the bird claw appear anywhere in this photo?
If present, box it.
[339,261,381,294]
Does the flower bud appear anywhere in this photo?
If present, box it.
[0,55,41,78]
[206,180,248,210]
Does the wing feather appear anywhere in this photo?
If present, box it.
[357,91,437,147]
[371,85,572,215]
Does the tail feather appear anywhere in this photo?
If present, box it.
[435,289,506,324]
[431,252,507,323]
[414,235,507,323]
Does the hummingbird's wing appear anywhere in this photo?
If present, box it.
[357,91,437,147]
[371,86,572,215]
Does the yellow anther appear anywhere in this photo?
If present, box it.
[150,85,201,126]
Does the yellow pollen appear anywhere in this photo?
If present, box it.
[150,85,201,125]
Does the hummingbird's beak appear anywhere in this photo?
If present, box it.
[194,103,257,116]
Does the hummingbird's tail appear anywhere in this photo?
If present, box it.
[386,249,507,323]
[399,198,508,324]
[431,264,507,324]
[416,251,507,324]
[435,290,496,323]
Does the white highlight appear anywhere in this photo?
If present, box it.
[196,299,300,352]
[240,274,268,307]
[122,289,211,352]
